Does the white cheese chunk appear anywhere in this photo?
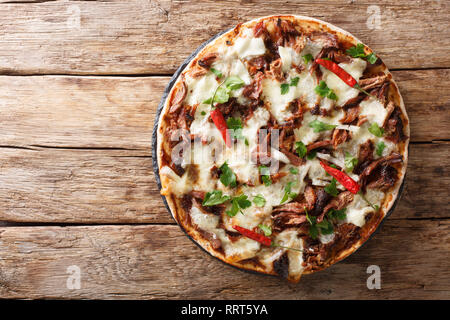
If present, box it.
[232,28,266,59]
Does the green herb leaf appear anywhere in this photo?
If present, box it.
[317,218,334,235]
[280,83,290,95]
[368,122,384,137]
[219,162,237,188]
[346,43,366,58]
[324,178,339,197]
[201,111,206,116]
[258,224,272,236]
[306,150,317,160]
[253,195,266,207]
[346,43,378,64]
[214,86,230,104]
[366,53,378,64]
[344,151,358,172]
[226,194,251,217]
[244,138,249,146]
[224,76,245,90]
[280,181,297,204]
[202,97,212,104]
[308,119,337,133]
[295,141,307,158]
[376,141,386,156]
[289,167,299,174]
[203,190,231,206]
[302,53,313,64]
[259,166,272,186]
[328,208,347,220]
[290,77,299,87]
[210,67,223,78]
[315,80,338,100]
[226,117,244,140]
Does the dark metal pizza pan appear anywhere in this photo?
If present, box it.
[151,27,406,278]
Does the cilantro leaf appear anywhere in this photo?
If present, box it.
[214,86,230,103]
[368,122,384,137]
[253,195,266,207]
[317,218,334,235]
[219,162,237,188]
[224,76,245,90]
[259,165,272,186]
[210,67,223,78]
[258,224,272,236]
[295,141,307,158]
[289,167,299,174]
[203,190,231,206]
[328,208,347,220]
[280,83,290,95]
[376,141,386,156]
[315,80,338,100]
[346,43,378,64]
[324,178,339,197]
[306,150,317,160]
[308,120,337,133]
[302,53,313,64]
[344,151,358,172]
[226,194,251,217]
[280,181,297,204]
[226,117,244,140]
[290,77,299,87]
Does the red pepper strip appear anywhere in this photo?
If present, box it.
[315,58,375,98]
[232,225,271,246]
[319,161,360,194]
[210,108,231,148]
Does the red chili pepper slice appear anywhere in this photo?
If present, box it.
[315,58,375,98]
[210,108,231,148]
[319,161,360,194]
[232,225,272,246]
[315,58,357,87]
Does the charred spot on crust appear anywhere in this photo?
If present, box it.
[273,252,290,278]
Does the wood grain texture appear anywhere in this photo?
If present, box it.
[0,143,447,223]
[0,70,448,151]
[0,0,448,75]
[0,221,448,299]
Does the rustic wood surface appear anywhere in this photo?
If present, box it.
[0,0,449,299]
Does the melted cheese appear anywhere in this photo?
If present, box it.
[345,188,385,227]
[359,97,389,127]
[321,58,367,106]
[232,28,266,59]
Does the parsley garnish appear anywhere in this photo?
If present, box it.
[202,190,231,206]
[289,167,299,174]
[280,181,297,204]
[302,53,313,64]
[201,111,206,116]
[346,43,378,64]
[305,207,334,239]
[203,76,245,105]
[226,117,244,140]
[376,141,386,156]
[368,122,384,137]
[324,178,339,197]
[259,166,272,186]
[306,150,317,160]
[258,224,272,236]
[210,67,223,78]
[280,83,290,95]
[344,151,358,172]
[315,80,337,100]
[295,141,307,158]
[219,162,237,188]
[253,195,266,207]
[290,77,299,87]
[327,208,347,220]
[308,120,337,133]
[226,194,252,217]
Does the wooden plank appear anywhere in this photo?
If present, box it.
[0,221,448,299]
[0,0,448,75]
[0,143,447,223]
[0,70,448,151]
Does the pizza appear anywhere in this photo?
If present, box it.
[155,15,409,282]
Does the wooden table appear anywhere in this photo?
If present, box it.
[0,1,448,299]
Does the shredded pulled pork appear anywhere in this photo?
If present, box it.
[169,77,187,113]
[359,152,403,187]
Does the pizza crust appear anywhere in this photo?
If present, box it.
[154,15,409,282]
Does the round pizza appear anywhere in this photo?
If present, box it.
[155,15,409,282]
